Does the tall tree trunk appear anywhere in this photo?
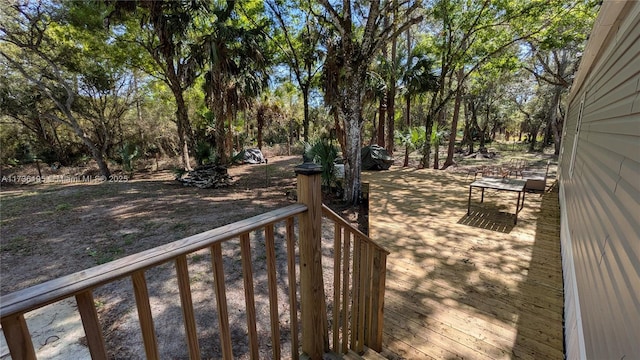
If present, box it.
[528,123,540,152]
[370,112,377,145]
[433,109,445,170]
[228,110,233,155]
[214,104,228,165]
[442,67,464,169]
[341,71,365,204]
[433,142,439,169]
[421,115,433,168]
[403,24,412,167]
[550,86,563,155]
[403,95,411,167]
[173,87,194,170]
[377,93,386,147]
[518,122,524,142]
[543,121,553,148]
[553,116,563,155]
[257,109,264,150]
[386,26,397,155]
[333,111,346,157]
[302,86,310,141]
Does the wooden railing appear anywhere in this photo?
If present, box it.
[0,204,306,360]
[0,164,389,359]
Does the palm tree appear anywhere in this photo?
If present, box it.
[202,3,270,164]
[401,54,438,166]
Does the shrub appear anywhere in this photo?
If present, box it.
[304,138,339,189]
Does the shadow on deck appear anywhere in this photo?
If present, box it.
[363,168,563,360]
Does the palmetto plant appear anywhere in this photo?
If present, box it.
[118,142,140,175]
[195,141,214,165]
[304,138,339,189]
[395,127,426,166]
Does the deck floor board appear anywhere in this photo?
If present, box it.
[364,168,563,359]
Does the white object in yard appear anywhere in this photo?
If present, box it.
[334,164,345,179]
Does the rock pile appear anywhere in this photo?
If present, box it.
[177,165,233,189]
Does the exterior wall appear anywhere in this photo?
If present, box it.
[559,1,640,359]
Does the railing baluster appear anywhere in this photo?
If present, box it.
[363,243,373,347]
[363,248,376,346]
[368,250,387,351]
[285,217,299,360]
[1,313,36,360]
[356,239,368,353]
[341,228,351,354]
[132,271,159,359]
[176,255,201,360]
[211,243,233,359]
[350,235,361,350]
[240,233,259,359]
[332,223,342,353]
[369,245,378,345]
[265,224,281,359]
[76,290,107,360]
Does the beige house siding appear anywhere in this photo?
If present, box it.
[559,1,640,359]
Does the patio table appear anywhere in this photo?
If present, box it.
[467,177,527,224]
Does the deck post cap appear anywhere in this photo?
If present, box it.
[294,156,322,175]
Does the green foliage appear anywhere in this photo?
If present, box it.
[117,142,140,174]
[304,138,339,189]
[230,150,245,165]
[55,203,72,212]
[86,245,123,265]
[430,123,447,146]
[195,141,214,165]
[172,167,187,180]
[395,127,426,152]
[403,55,439,99]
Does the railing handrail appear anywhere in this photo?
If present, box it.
[0,203,307,319]
[321,204,390,255]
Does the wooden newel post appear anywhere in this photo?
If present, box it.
[295,160,329,359]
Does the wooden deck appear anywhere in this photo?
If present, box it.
[363,168,563,360]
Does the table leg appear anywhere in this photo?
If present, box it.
[467,186,472,215]
[515,191,521,224]
[481,188,485,203]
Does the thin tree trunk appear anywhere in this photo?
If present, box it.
[173,87,193,170]
[403,24,411,167]
[553,115,563,155]
[403,95,411,167]
[442,67,464,169]
[528,126,539,152]
[377,95,386,147]
[370,112,377,145]
[550,86,563,154]
[433,109,445,169]
[433,143,439,169]
[386,24,397,155]
[421,114,433,168]
[302,87,310,142]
